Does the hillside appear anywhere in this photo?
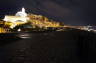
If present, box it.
[27,14,63,28]
[0,13,64,33]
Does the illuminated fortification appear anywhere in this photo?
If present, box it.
[3,8,29,23]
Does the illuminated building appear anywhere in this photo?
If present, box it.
[3,7,29,23]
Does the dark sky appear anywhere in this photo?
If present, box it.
[0,0,96,25]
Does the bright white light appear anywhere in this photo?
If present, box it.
[17,29,21,32]
[15,7,27,17]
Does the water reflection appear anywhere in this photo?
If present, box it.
[0,31,96,63]
[17,33,31,39]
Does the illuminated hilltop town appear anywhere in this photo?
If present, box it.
[0,7,96,33]
[0,7,62,33]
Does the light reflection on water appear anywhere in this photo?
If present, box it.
[0,31,95,63]
[17,33,31,39]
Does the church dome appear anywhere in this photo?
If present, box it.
[15,8,27,17]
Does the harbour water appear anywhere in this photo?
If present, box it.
[0,30,96,63]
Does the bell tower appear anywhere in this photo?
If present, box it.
[22,7,25,13]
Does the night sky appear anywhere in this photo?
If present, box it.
[0,0,96,25]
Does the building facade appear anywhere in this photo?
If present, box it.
[3,8,29,23]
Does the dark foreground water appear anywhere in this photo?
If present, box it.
[0,30,96,63]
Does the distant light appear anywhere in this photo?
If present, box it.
[17,28,21,32]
